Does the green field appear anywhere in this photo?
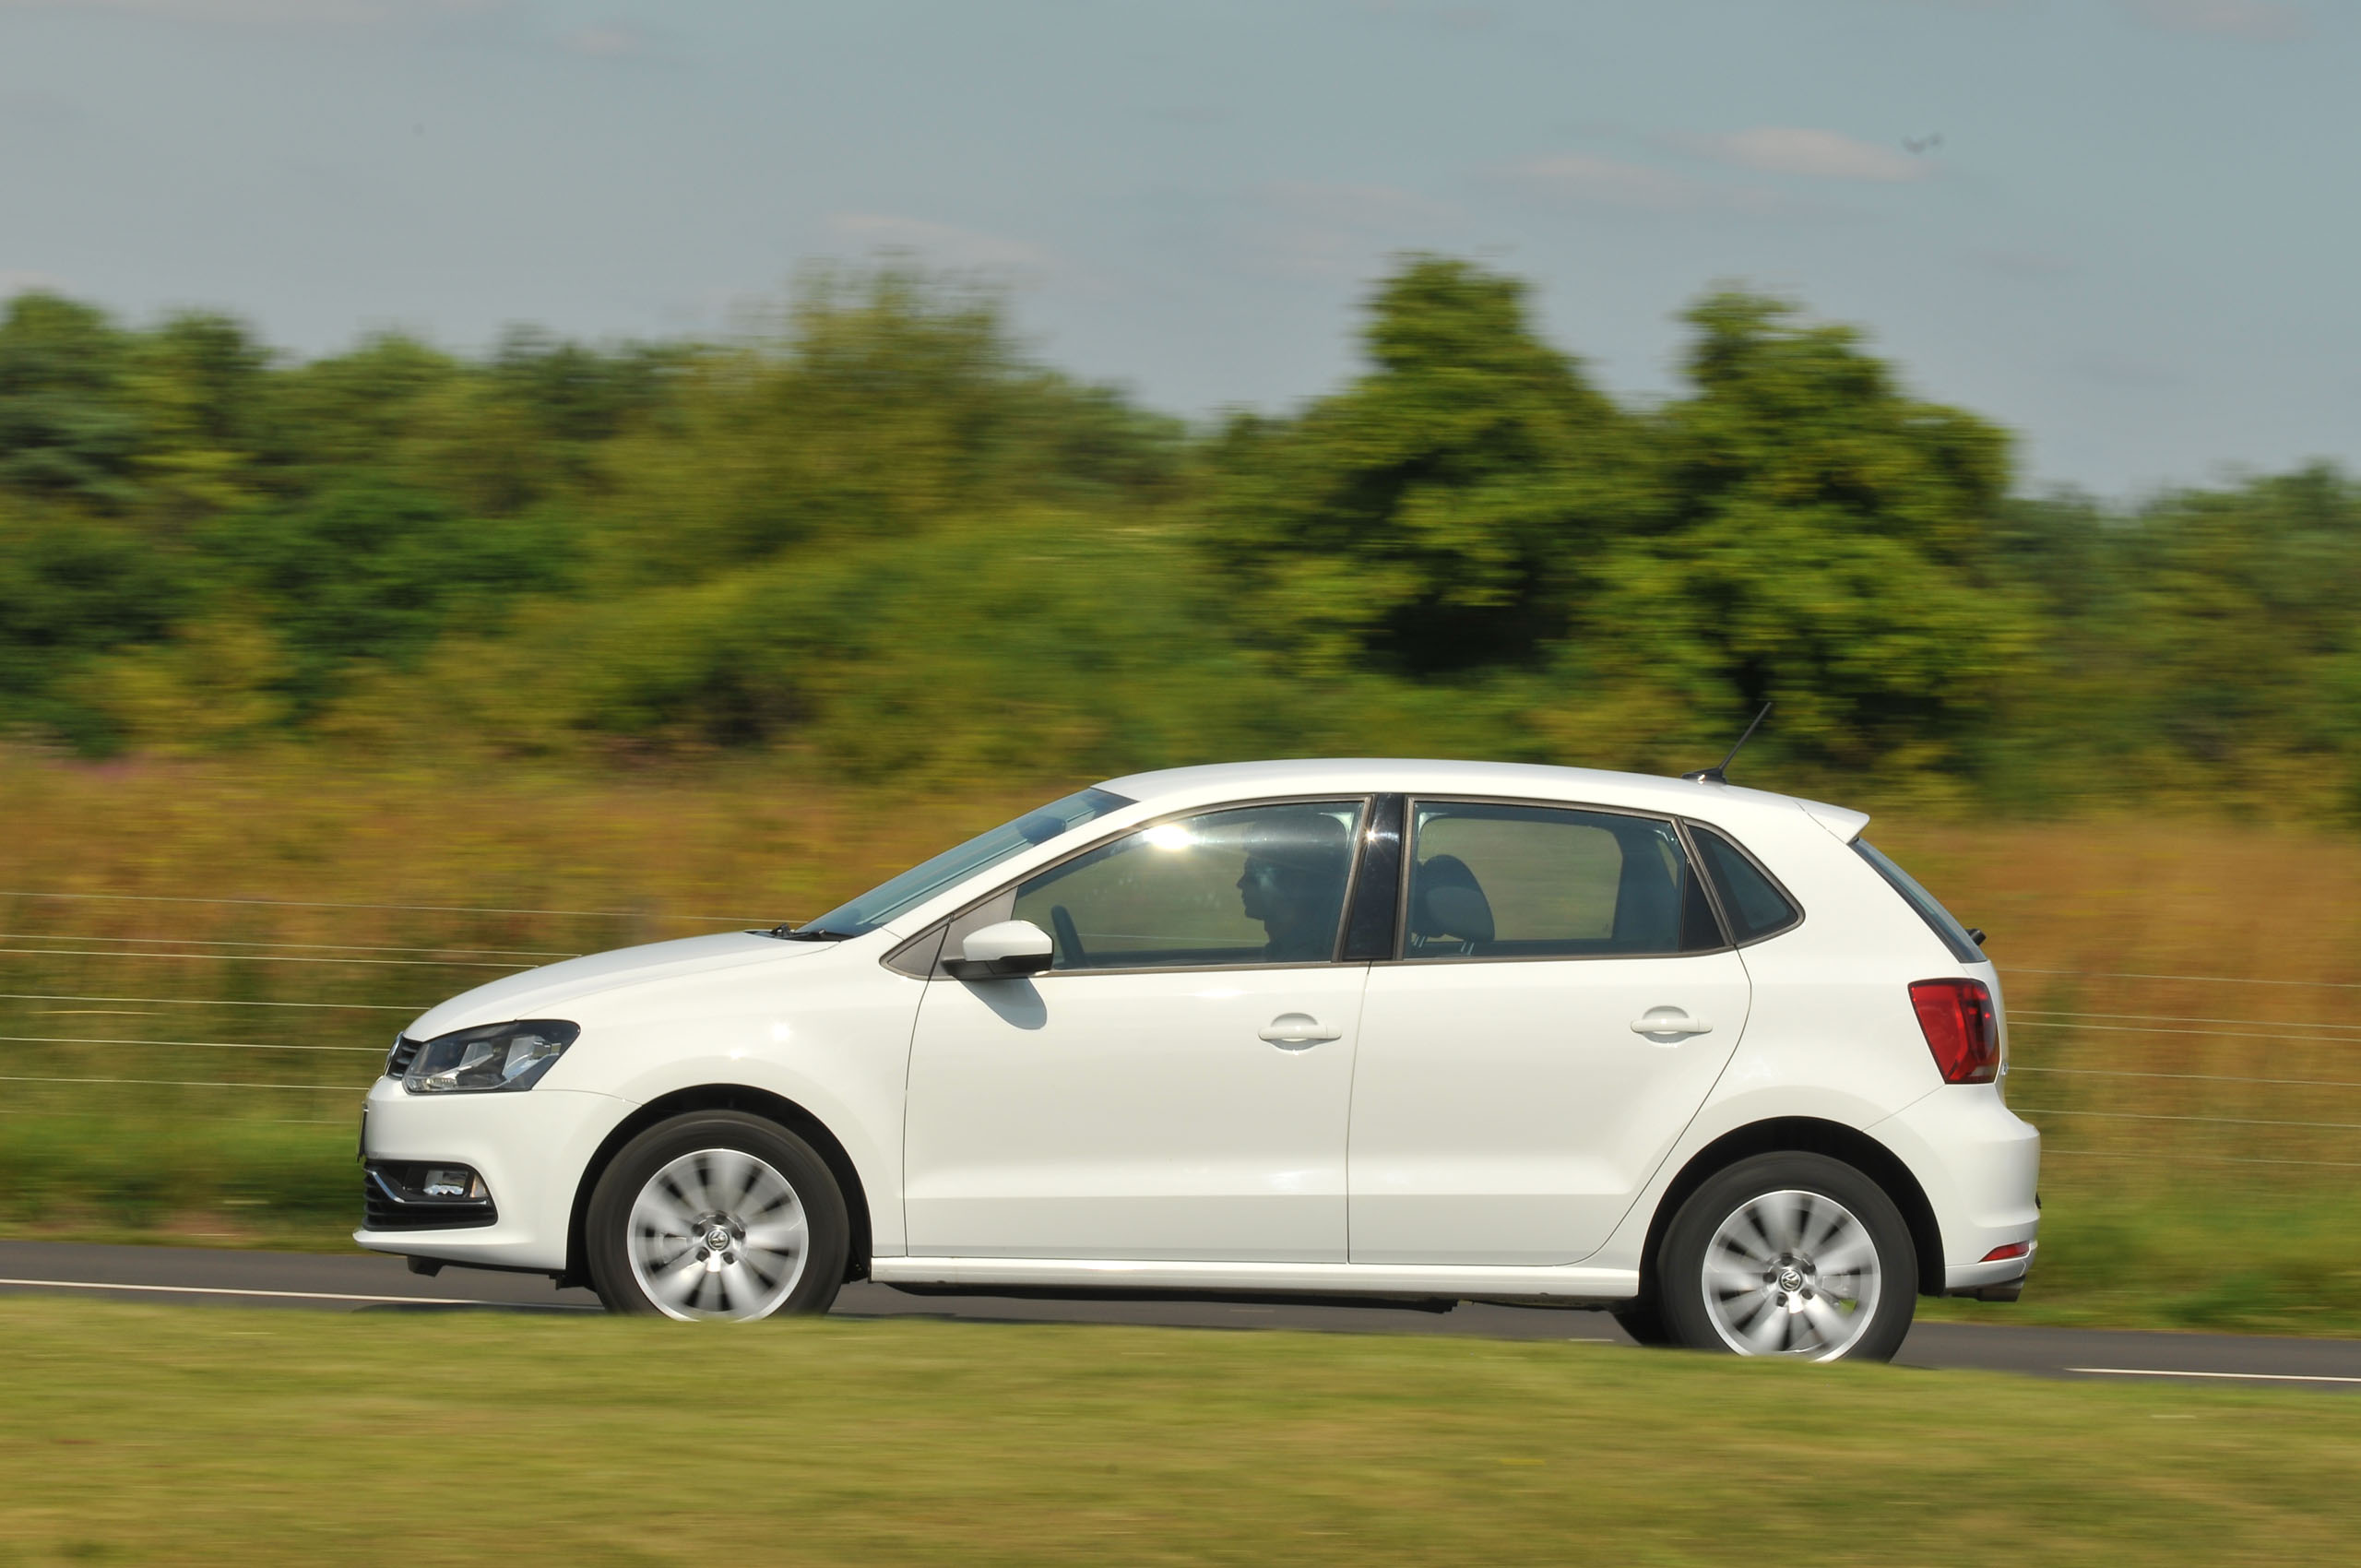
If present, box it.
[1,1299,2355,1566]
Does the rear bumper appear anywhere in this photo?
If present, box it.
[1871,1084,2041,1293]
[1942,1247,2036,1300]
[352,1078,634,1274]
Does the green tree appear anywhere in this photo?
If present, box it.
[207,476,567,713]
[0,293,144,507]
[126,311,273,525]
[1207,256,1642,674]
[0,503,194,750]
[587,268,1181,587]
[1581,292,2032,777]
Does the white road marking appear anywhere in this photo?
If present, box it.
[0,1276,592,1308]
[2070,1366,2361,1384]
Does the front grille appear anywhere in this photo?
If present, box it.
[385,1035,422,1079]
[362,1162,498,1231]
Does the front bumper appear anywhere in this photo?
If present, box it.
[353,1078,635,1274]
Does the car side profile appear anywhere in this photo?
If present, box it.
[358,758,2039,1360]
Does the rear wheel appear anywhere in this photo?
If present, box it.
[1657,1152,1916,1362]
[586,1111,848,1321]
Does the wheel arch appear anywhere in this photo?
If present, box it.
[563,1085,873,1289]
[1637,1117,1944,1300]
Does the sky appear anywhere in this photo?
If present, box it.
[2,0,2355,496]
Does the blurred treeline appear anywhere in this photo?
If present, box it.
[4,257,2356,815]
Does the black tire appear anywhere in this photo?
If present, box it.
[1610,1298,1679,1347]
[1656,1151,1916,1363]
[585,1111,849,1321]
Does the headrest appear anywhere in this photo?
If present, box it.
[1416,854,1494,944]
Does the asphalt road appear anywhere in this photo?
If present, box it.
[6,1239,2357,1390]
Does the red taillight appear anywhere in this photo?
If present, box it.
[1981,1241,2033,1263]
[1911,978,2000,1085]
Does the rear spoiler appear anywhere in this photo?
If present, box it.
[1795,797,1870,843]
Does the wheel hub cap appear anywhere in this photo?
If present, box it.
[1700,1188,1881,1360]
[624,1148,809,1322]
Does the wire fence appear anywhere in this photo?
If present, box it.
[2,885,2354,1176]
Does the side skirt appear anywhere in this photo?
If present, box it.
[869,1255,1639,1301]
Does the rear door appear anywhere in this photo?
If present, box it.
[1347,802,1751,1265]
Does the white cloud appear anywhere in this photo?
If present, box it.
[0,0,506,28]
[1691,127,1928,183]
[2120,0,2308,38]
[1499,151,1833,219]
[561,23,641,57]
[824,213,1060,275]
[0,0,379,18]
[1502,152,1709,210]
[1971,247,2074,279]
[1261,181,1458,231]
[2075,351,2178,388]
[1229,183,1462,280]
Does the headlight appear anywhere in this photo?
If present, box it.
[403,1020,580,1095]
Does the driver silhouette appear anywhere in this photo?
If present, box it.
[1236,814,1353,963]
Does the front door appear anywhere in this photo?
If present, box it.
[904,799,1370,1262]
[1347,801,1751,1265]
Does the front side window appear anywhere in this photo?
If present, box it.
[1403,802,1723,959]
[797,787,1133,937]
[1014,800,1363,971]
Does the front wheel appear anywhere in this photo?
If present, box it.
[586,1111,849,1321]
[1609,1299,1678,1346]
[1657,1152,1916,1362]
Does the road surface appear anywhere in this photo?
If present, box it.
[5,1240,2355,1389]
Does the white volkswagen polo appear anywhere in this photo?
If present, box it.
[359,758,2038,1360]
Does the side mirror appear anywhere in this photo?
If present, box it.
[942,919,1055,980]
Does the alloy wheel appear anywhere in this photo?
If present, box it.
[1699,1187,1881,1360]
[625,1147,810,1321]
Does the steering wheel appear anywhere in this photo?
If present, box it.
[1050,904,1085,969]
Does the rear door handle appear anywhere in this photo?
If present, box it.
[1260,1013,1341,1048]
[1631,1008,1713,1038]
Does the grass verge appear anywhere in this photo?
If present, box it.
[4,1299,2359,1566]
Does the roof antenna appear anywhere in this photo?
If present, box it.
[1682,700,1773,785]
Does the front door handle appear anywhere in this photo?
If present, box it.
[1631,1008,1713,1038]
[1260,1013,1341,1048]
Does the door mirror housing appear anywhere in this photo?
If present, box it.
[943,920,1055,980]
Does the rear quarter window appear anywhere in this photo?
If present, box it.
[1687,825,1802,944]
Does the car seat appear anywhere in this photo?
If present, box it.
[1410,854,1493,954]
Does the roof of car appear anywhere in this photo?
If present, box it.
[1095,757,1866,839]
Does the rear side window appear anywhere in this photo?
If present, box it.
[1854,839,1983,964]
[1403,802,1724,958]
[1688,825,1802,944]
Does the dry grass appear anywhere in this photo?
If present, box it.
[0,748,1053,1239]
[4,749,2357,1301]
[1876,817,2361,1190]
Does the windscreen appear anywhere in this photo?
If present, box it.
[796,787,1134,937]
